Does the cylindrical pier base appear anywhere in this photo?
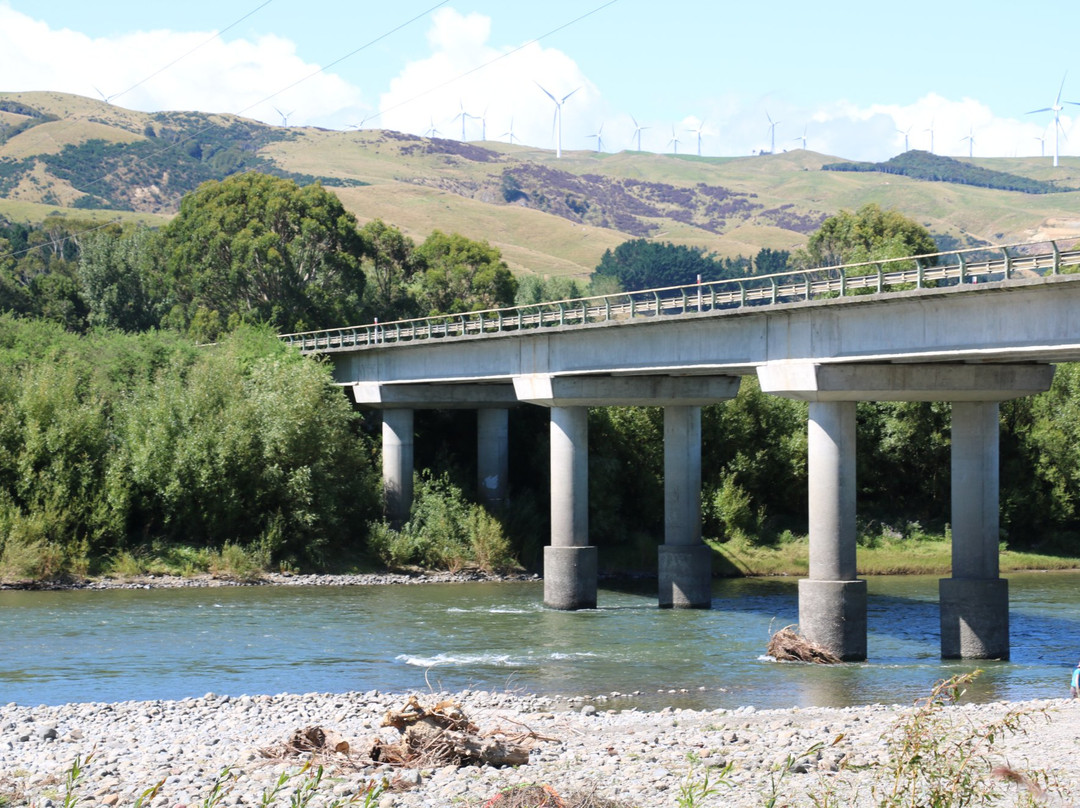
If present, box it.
[658,545,713,608]
[940,577,1009,659]
[798,579,867,661]
[543,546,598,610]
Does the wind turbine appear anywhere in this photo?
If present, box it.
[794,125,807,150]
[1027,74,1080,167]
[424,117,441,138]
[631,115,649,151]
[667,125,681,155]
[589,123,605,153]
[536,83,579,159]
[501,117,518,144]
[924,119,935,154]
[273,106,294,127]
[765,111,780,154]
[93,85,116,105]
[1035,130,1047,157]
[961,126,975,158]
[897,124,913,152]
[451,100,475,141]
[478,107,488,141]
[688,120,705,156]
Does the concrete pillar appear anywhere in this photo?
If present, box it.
[800,401,867,661]
[659,405,711,608]
[477,408,509,511]
[546,406,596,609]
[940,401,1009,659]
[382,409,414,528]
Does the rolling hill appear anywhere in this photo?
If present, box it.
[3,91,1080,279]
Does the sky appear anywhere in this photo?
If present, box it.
[3,0,1080,163]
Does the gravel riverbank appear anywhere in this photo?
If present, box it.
[2,689,1078,807]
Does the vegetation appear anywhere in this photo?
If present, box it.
[792,203,938,269]
[823,150,1076,194]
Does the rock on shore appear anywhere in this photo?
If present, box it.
[2,690,1077,807]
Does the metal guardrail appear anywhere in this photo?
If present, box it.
[280,238,1080,353]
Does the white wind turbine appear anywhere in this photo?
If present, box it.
[536,83,579,159]
[273,106,295,127]
[631,115,649,151]
[765,111,780,154]
[478,107,489,141]
[667,125,681,155]
[688,120,705,156]
[961,126,976,158]
[1027,74,1080,167]
[501,117,518,144]
[897,124,913,152]
[589,123,605,153]
[451,100,476,141]
[794,125,807,150]
[1035,129,1047,157]
[424,117,441,138]
[925,119,935,154]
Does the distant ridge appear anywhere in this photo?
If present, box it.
[822,150,1076,194]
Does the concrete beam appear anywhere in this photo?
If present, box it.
[352,382,518,409]
[382,409,414,528]
[514,374,740,407]
[758,362,1053,402]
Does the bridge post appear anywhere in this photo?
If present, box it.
[381,409,414,528]
[546,406,597,609]
[477,408,509,511]
[660,405,711,608]
[940,401,1009,659]
[801,401,867,661]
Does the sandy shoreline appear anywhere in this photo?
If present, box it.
[2,687,1078,808]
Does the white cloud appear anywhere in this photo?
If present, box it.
[0,5,365,128]
[376,8,601,150]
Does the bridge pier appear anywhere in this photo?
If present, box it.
[759,362,1053,662]
[477,408,510,511]
[547,406,596,609]
[660,405,711,608]
[381,409,414,528]
[803,400,867,660]
[941,401,1008,659]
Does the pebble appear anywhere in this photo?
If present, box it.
[2,689,1078,808]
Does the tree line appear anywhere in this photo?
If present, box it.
[0,180,1078,579]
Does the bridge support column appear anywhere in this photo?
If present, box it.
[801,401,867,661]
[546,406,596,610]
[660,405,711,608]
[477,408,509,512]
[382,409,414,528]
[941,401,1009,659]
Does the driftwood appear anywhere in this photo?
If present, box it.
[370,696,532,768]
[767,625,842,664]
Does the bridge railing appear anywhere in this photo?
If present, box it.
[279,237,1080,352]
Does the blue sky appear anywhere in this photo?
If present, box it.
[3,0,1080,162]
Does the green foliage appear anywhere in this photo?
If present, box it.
[156,173,369,336]
[794,203,937,270]
[823,150,1074,194]
[360,218,420,322]
[77,227,157,331]
[0,318,380,580]
[590,238,747,292]
[367,471,517,572]
[412,230,517,314]
[515,274,585,305]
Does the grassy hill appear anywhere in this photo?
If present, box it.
[3,91,1080,278]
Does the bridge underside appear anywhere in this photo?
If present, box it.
[357,361,1052,661]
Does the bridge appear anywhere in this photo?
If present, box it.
[282,238,1080,663]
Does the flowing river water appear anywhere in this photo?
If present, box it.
[2,571,1078,709]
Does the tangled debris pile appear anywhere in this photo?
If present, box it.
[371,695,532,767]
[767,625,842,664]
[260,696,537,772]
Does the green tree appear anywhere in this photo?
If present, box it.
[78,228,157,332]
[413,230,517,314]
[156,173,369,336]
[590,239,735,292]
[359,218,419,321]
[794,203,937,270]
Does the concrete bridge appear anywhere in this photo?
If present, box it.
[283,239,1080,663]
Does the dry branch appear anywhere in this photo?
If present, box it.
[767,625,842,664]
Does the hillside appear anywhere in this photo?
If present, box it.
[3,91,1080,278]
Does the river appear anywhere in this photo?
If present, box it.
[1,571,1077,709]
